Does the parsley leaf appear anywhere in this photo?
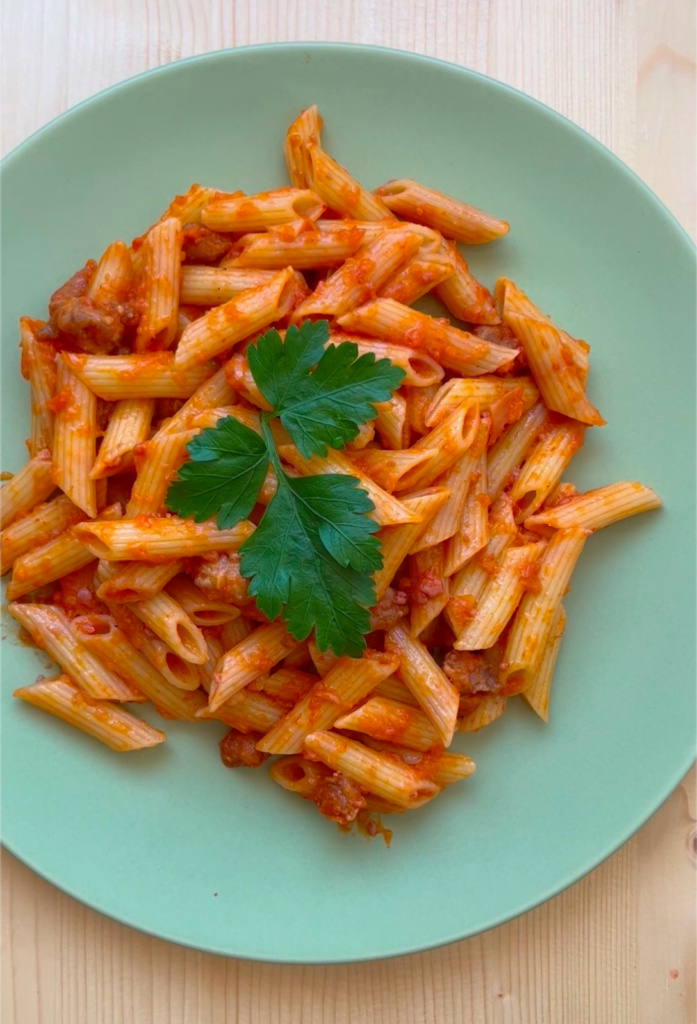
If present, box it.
[166,416,268,528]
[249,327,405,459]
[240,464,376,657]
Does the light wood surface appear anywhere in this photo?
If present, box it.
[1,2,695,1022]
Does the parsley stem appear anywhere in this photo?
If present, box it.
[260,414,285,483]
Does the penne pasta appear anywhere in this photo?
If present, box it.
[1,493,84,576]
[73,516,254,562]
[256,649,399,754]
[50,358,98,517]
[405,383,439,436]
[221,615,255,650]
[454,542,546,650]
[409,542,449,636]
[457,695,507,732]
[425,376,539,428]
[486,401,549,501]
[499,528,587,695]
[197,690,286,732]
[508,420,585,519]
[135,217,183,352]
[522,605,566,722]
[305,144,395,222]
[292,225,425,321]
[524,482,662,533]
[380,249,455,306]
[90,398,155,479]
[308,639,340,677]
[277,444,423,526]
[393,399,480,492]
[153,366,236,437]
[371,675,420,707]
[374,178,509,244]
[443,452,490,577]
[179,266,276,304]
[129,590,208,665]
[209,621,300,711]
[231,222,366,269]
[20,318,57,456]
[373,487,451,600]
[61,351,216,401]
[88,240,134,304]
[96,559,182,603]
[303,731,439,808]
[329,335,444,388]
[125,431,193,517]
[102,597,202,692]
[14,675,165,752]
[385,623,459,746]
[374,392,409,450]
[173,269,296,370]
[201,188,325,231]
[343,447,439,493]
[283,105,323,189]
[335,696,441,752]
[8,602,141,702]
[434,241,500,324]
[0,450,55,531]
[165,574,241,626]
[337,298,516,375]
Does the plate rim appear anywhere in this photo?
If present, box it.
[1,40,695,964]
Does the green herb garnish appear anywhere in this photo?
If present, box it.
[166,320,405,656]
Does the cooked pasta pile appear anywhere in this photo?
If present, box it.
[1,105,661,837]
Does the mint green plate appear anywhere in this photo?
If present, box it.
[2,44,695,963]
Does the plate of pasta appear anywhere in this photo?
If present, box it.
[1,44,694,963]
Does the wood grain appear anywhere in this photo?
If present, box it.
[1,2,695,1022]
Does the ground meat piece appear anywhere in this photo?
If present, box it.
[195,553,250,604]
[312,772,367,825]
[369,587,409,631]
[39,260,140,354]
[181,223,233,264]
[411,571,444,605]
[47,262,97,317]
[443,650,501,696]
[219,729,269,768]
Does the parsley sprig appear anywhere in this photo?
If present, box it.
[166,320,405,656]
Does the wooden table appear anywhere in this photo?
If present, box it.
[2,3,695,1022]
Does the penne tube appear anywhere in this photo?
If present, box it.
[179,266,276,304]
[429,752,477,786]
[454,542,545,650]
[259,667,316,703]
[329,335,443,387]
[201,188,325,231]
[409,542,449,637]
[283,105,323,188]
[256,650,399,754]
[197,631,228,693]
[223,353,273,411]
[135,217,183,351]
[9,602,140,702]
[197,690,286,732]
[73,516,254,562]
[385,623,459,746]
[359,736,476,787]
[374,392,409,450]
[446,494,517,633]
[306,143,395,222]
[76,618,206,720]
[6,501,121,600]
[499,528,588,695]
[87,240,134,304]
[173,269,296,370]
[344,447,439,493]
[373,487,451,600]
[487,401,549,501]
[14,675,165,752]
[346,421,375,450]
[103,599,201,692]
[131,184,218,275]
[292,225,425,320]
[1,494,84,576]
[269,754,332,798]
[411,422,489,553]
[380,249,455,306]
[0,451,55,530]
[434,240,500,324]
[153,366,236,437]
[221,615,255,650]
[20,318,57,456]
[508,420,586,519]
[96,559,183,602]
[425,376,540,428]
[308,639,340,677]
[393,400,480,492]
[61,351,215,401]
[334,696,440,752]
[372,675,420,707]
[374,178,509,245]
[90,398,155,479]
[303,731,439,808]
[50,359,98,517]
[497,279,603,426]
[458,695,507,732]
[337,298,516,375]
[125,431,193,517]
[129,591,208,665]
[165,574,241,626]
[524,482,662,533]
[278,444,423,526]
[405,383,439,436]
[231,222,366,269]
[523,605,566,722]
[209,621,300,711]
[443,455,490,577]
